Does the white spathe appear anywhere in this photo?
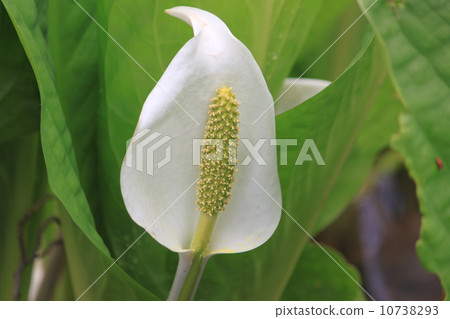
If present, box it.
[275,78,331,115]
[120,6,281,255]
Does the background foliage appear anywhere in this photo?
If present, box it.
[0,0,448,300]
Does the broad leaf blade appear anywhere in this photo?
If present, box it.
[47,0,100,219]
[2,0,158,300]
[292,0,367,81]
[251,36,396,299]
[57,202,157,300]
[0,4,39,143]
[238,0,322,95]
[359,0,450,298]
[282,243,364,301]
[1,0,108,256]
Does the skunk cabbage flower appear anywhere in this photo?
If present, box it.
[120,7,281,300]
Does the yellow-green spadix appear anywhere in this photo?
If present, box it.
[120,6,281,300]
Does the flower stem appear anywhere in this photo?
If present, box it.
[176,213,217,301]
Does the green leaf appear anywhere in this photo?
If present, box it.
[251,36,390,300]
[56,201,156,300]
[0,4,39,143]
[359,0,450,299]
[314,73,403,232]
[2,0,158,300]
[235,0,322,95]
[47,0,100,218]
[293,0,356,80]
[198,243,364,301]
[1,0,109,257]
[282,243,364,301]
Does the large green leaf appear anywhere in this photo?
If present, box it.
[282,243,364,301]
[47,0,100,220]
[55,201,156,300]
[359,0,450,299]
[1,0,108,257]
[238,0,323,95]
[198,242,365,301]
[0,4,39,143]
[2,0,158,300]
[95,0,323,299]
[292,0,358,80]
[252,36,398,300]
[313,73,403,232]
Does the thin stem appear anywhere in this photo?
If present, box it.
[177,253,205,301]
[190,212,217,254]
[172,213,217,301]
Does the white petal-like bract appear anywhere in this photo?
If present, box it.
[120,7,281,255]
[275,78,330,115]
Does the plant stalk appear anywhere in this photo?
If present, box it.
[168,213,217,301]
